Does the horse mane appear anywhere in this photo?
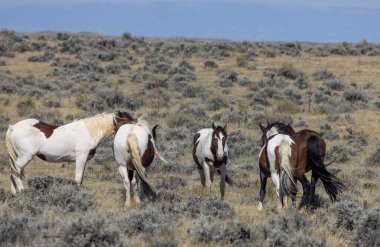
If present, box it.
[82,113,115,139]
[214,125,227,137]
[267,121,295,135]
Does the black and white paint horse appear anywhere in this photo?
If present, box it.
[192,123,233,200]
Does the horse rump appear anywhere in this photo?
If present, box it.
[307,136,346,201]
[278,139,297,201]
[127,133,157,199]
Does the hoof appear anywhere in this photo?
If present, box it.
[124,201,132,209]
[257,202,263,211]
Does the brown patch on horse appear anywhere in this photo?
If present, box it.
[274,146,280,171]
[33,122,59,138]
[87,149,96,161]
[259,147,271,176]
[192,133,202,169]
[206,156,228,168]
[36,153,47,161]
[141,136,155,168]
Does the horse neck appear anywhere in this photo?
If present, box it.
[82,113,115,143]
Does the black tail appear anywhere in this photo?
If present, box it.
[139,176,157,199]
[307,136,345,201]
[217,171,234,186]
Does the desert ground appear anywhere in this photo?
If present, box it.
[0,29,379,246]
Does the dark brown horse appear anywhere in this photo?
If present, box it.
[258,122,345,209]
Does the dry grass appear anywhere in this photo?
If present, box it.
[0,32,379,246]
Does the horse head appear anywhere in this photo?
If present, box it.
[211,122,228,161]
[114,111,134,131]
[259,121,296,146]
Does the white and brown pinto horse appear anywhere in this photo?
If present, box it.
[5,111,133,194]
[113,117,167,208]
[193,123,233,200]
[259,133,299,210]
[258,122,345,210]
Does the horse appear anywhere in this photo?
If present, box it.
[258,121,345,210]
[263,133,301,210]
[5,111,133,194]
[192,122,233,200]
[113,117,167,208]
[258,134,316,210]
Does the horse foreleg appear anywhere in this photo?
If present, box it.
[74,154,88,186]
[219,165,227,200]
[210,170,215,183]
[118,166,132,208]
[197,168,206,187]
[258,170,268,211]
[203,163,212,197]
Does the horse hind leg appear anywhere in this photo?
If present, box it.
[258,170,268,211]
[118,166,132,208]
[299,174,310,209]
[132,175,140,207]
[10,155,32,194]
[271,172,283,211]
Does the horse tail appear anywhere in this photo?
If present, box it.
[279,138,296,200]
[307,136,345,201]
[5,126,24,194]
[127,133,156,199]
[217,170,234,186]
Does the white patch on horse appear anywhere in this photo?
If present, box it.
[267,134,295,172]
[266,126,278,139]
[215,132,225,160]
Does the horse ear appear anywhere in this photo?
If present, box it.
[117,111,122,117]
[212,122,216,130]
[224,123,227,131]
[259,122,266,133]
[152,125,159,141]
[266,119,270,127]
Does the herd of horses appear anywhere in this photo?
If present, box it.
[5,111,345,210]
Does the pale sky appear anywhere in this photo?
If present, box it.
[1,0,379,42]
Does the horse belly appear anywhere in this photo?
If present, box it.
[38,140,76,162]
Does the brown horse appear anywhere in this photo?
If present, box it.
[258,122,345,210]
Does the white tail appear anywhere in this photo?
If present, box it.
[127,133,156,198]
[279,138,296,198]
[5,127,24,194]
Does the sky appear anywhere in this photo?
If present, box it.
[0,0,379,42]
